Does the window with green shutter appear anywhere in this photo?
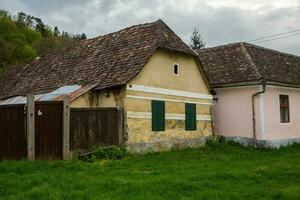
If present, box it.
[185,103,197,131]
[152,100,165,131]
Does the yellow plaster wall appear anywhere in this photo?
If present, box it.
[70,89,123,108]
[126,97,210,115]
[70,92,91,108]
[128,49,210,94]
[125,50,213,146]
[127,118,211,144]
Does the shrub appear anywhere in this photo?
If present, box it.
[79,146,126,162]
[218,135,226,143]
[205,136,218,147]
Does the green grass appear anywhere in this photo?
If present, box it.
[1,143,300,200]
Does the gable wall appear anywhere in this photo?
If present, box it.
[125,49,213,151]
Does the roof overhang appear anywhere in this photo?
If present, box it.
[213,80,300,89]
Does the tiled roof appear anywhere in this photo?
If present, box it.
[0,19,195,100]
[197,42,300,87]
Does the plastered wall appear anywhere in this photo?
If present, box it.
[213,86,262,139]
[125,50,213,147]
[263,86,300,140]
[70,88,125,108]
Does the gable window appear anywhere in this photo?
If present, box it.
[185,103,197,130]
[279,95,290,123]
[152,100,165,131]
[173,64,179,76]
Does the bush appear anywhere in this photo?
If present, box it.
[205,136,218,147]
[79,146,126,162]
[218,136,226,143]
[206,135,233,147]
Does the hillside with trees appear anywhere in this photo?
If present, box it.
[0,10,86,76]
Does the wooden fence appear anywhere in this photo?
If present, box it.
[70,108,123,152]
[35,101,64,160]
[0,95,124,160]
[0,104,27,160]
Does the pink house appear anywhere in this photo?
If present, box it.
[198,42,300,147]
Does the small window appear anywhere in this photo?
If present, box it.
[279,95,290,123]
[152,100,165,131]
[173,64,179,76]
[185,103,197,130]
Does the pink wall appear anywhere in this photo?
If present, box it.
[214,86,261,138]
[263,86,300,140]
[215,85,300,141]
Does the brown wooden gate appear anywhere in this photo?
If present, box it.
[0,104,27,160]
[70,108,123,151]
[35,102,63,160]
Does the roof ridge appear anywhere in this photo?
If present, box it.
[240,43,263,80]
[155,19,167,47]
[201,42,300,59]
[87,20,159,42]
[154,19,194,54]
[199,42,242,52]
[242,42,300,59]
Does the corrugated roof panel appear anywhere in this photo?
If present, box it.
[0,85,90,105]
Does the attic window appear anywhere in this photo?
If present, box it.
[173,64,179,76]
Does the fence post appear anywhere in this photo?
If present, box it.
[27,94,35,160]
[117,108,124,146]
[63,96,70,160]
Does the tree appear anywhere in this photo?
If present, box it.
[16,12,26,27]
[53,26,60,37]
[25,15,34,28]
[34,17,48,37]
[61,31,69,38]
[80,33,87,40]
[189,28,206,50]
[0,10,10,18]
[0,10,87,77]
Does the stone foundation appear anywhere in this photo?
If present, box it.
[126,137,206,153]
[225,136,300,148]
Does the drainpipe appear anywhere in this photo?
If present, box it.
[210,97,218,138]
[251,80,266,147]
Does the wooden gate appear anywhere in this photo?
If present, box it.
[0,104,27,160]
[70,108,123,151]
[35,102,63,160]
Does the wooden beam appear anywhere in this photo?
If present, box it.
[117,108,124,146]
[27,94,35,160]
[63,96,70,160]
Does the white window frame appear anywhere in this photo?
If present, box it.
[173,63,180,76]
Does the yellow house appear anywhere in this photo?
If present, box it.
[0,20,213,152]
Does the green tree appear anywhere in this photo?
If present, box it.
[189,28,206,50]
[80,33,87,40]
[53,26,60,37]
[0,10,10,18]
[16,12,26,27]
[0,10,86,77]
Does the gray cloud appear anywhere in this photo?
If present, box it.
[0,0,299,55]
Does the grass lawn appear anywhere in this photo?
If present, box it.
[1,142,300,200]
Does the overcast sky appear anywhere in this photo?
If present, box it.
[1,0,299,55]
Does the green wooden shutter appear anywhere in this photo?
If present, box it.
[152,100,165,131]
[185,103,196,131]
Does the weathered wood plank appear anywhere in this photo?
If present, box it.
[70,108,123,152]
[27,94,35,160]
